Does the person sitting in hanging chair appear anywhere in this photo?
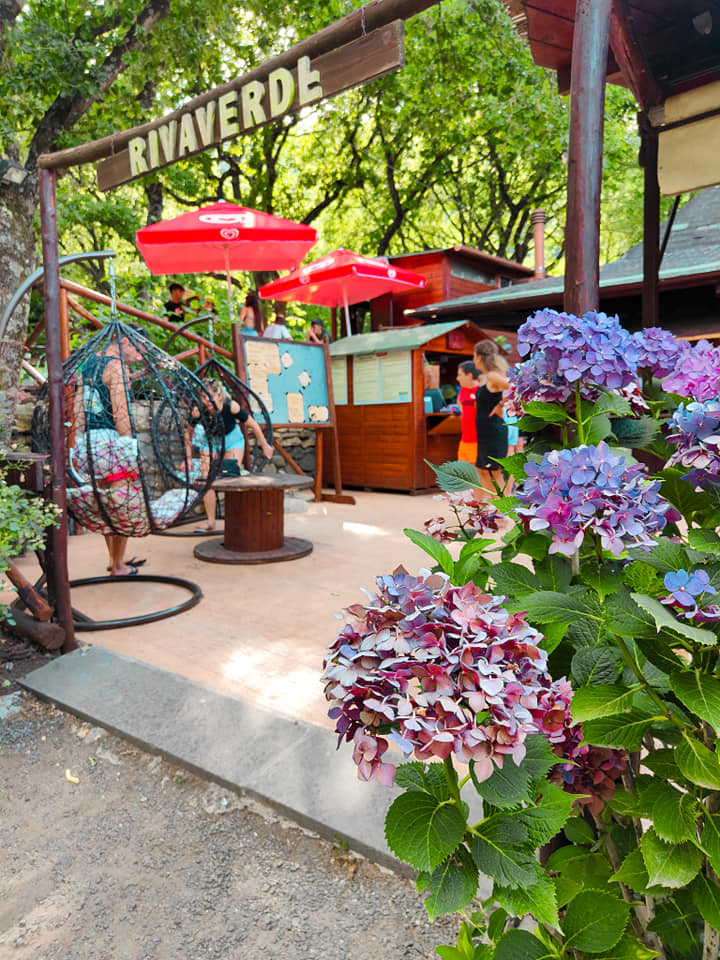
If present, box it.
[187,380,274,533]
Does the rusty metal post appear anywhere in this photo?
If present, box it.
[639,113,660,329]
[39,168,76,652]
[563,0,612,316]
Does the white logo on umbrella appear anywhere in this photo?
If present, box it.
[220,228,240,240]
[199,213,255,226]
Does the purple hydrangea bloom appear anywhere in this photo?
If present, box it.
[632,327,690,379]
[322,571,572,785]
[666,399,720,486]
[662,568,716,619]
[515,442,676,556]
[516,309,640,395]
[663,340,720,401]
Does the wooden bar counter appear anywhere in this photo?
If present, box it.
[193,472,314,564]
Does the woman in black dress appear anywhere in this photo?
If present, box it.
[473,339,510,497]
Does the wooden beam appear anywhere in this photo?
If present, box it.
[608,0,664,113]
[639,115,660,329]
[38,0,440,172]
[563,0,612,316]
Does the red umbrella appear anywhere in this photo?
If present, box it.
[136,202,317,315]
[258,248,426,335]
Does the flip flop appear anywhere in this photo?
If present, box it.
[110,566,139,577]
[193,526,217,533]
[126,556,147,567]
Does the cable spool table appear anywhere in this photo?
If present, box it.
[192,471,314,564]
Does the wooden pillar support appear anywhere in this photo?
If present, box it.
[39,168,76,653]
[563,0,613,316]
[639,114,660,329]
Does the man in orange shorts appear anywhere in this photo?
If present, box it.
[456,360,481,464]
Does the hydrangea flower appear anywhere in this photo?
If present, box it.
[423,490,504,542]
[516,309,640,393]
[632,327,690,379]
[661,568,717,620]
[548,713,627,815]
[666,399,720,487]
[663,340,720,401]
[515,442,677,556]
[321,570,572,785]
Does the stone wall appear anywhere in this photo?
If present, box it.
[265,427,316,476]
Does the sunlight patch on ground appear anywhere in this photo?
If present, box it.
[222,649,327,715]
[341,521,390,537]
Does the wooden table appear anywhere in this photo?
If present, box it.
[193,471,314,564]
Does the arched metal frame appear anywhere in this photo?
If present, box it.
[194,354,274,475]
[33,318,226,537]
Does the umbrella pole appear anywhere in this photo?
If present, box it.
[224,246,233,321]
[343,291,352,337]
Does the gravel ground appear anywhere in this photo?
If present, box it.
[1,693,460,960]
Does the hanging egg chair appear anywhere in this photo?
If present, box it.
[192,354,274,475]
[33,318,226,538]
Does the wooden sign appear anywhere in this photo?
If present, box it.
[97,21,404,191]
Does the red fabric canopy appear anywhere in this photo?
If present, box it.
[258,248,426,308]
[136,202,317,275]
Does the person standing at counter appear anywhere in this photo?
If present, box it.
[455,360,481,465]
[473,339,509,497]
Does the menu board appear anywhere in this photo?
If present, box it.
[330,357,348,405]
[239,337,331,426]
[352,351,412,405]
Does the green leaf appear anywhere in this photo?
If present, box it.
[641,748,689,785]
[493,929,552,960]
[651,783,700,843]
[690,872,720,930]
[633,631,688,674]
[582,564,622,601]
[631,593,717,646]
[515,590,597,626]
[570,684,639,723]
[395,762,451,801]
[426,460,481,492]
[610,416,659,449]
[515,782,575,846]
[606,588,658,640]
[641,827,703,888]
[581,711,657,750]
[471,818,537,888]
[563,816,595,845]
[486,908,508,943]
[629,536,690,574]
[522,734,561,781]
[385,791,466,871]
[687,527,720,556]
[659,467,716,518]
[676,734,720,789]
[561,891,629,953]
[470,758,531,809]
[593,932,660,960]
[647,891,701,956]
[523,400,571,423]
[540,621,569,654]
[585,413,612,445]
[571,647,619,686]
[621,560,663,595]
[493,873,559,928]
[701,812,720,875]
[417,844,478,921]
[490,562,540,599]
[518,413,550,433]
[566,617,602,648]
[495,451,532,482]
[552,851,614,906]
[670,670,720,732]
[593,394,633,419]
[403,528,454,576]
[611,849,653,896]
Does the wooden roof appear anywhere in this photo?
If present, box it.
[503,1,720,109]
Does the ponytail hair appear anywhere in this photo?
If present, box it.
[474,339,508,375]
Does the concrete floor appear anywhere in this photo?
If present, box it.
[11,489,448,731]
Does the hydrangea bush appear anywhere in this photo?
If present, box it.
[323,310,720,960]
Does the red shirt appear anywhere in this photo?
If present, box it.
[458,386,477,443]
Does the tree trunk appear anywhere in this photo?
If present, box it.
[0,180,38,450]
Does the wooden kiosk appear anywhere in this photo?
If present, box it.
[327,320,512,492]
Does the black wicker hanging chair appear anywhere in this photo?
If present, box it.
[33,318,226,538]
[193,354,274,475]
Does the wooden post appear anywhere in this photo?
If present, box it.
[563,0,612,316]
[639,113,660,329]
[59,286,71,360]
[39,168,75,652]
